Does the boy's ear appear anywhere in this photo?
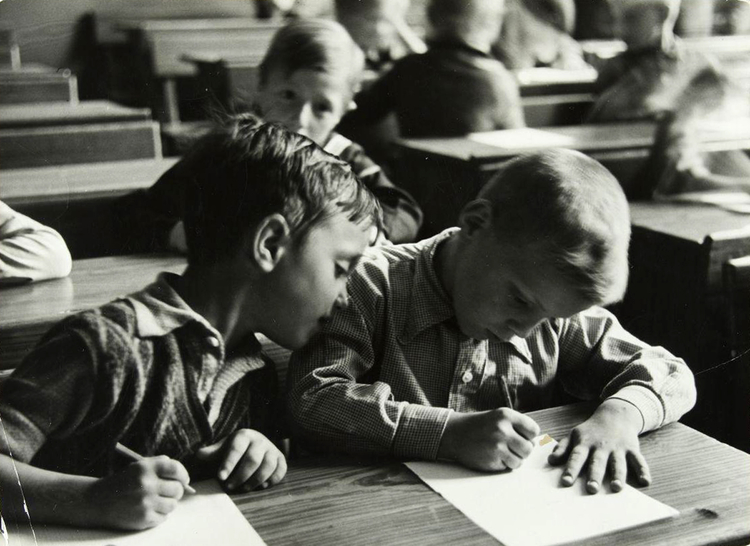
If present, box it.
[458,199,493,237]
[252,213,292,272]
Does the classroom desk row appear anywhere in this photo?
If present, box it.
[0,254,748,545]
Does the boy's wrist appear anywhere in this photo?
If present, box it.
[594,398,644,435]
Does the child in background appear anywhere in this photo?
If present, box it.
[0,200,72,286]
[288,149,696,492]
[587,0,713,123]
[342,0,525,138]
[638,66,750,198]
[493,0,589,70]
[0,117,381,531]
[116,19,421,250]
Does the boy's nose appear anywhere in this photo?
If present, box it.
[296,102,314,131]
[334,289,350,310]
[508,317,542,339]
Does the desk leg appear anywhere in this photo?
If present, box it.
[163,78,180,124]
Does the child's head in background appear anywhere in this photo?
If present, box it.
[444,149,629,342]
[255,19,365,147]
[182,114,382,349]
[335,0,411,64]
[610,0,681,49]
[426,0,505,53]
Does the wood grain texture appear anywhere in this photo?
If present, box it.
[0,254,185,369]
[232,404,750,546]
[0,120,161,169]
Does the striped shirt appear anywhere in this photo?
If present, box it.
[288,229,696,460]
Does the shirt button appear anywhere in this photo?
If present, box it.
[461,371,473,384]
[206,336,220,348]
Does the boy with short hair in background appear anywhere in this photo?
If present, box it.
[342,0,525,138]
[0,116,381,531]
[117,19,421,251]
[288,149,696,493]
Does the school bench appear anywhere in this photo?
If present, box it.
[1,158,179,258]
[117,18,283,122]
[234,403,750,544]
[0,100,152,129]
[514,66,598,97]
[393,122,750,237]
[0,71,78,105]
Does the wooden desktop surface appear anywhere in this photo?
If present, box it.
[0,100,152,129]
[234,403,750,546]
[1,158,179,207]
[0,254,186,369]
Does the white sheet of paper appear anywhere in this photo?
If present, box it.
[469,129,576,149]
[3,480,265,546]
[406,435,678,546]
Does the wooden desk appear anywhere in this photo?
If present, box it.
[0,101,151,129]
[622,201,750,368]
[119,18,282,122]
[231,403,750,546]
[0,121,162,169]
[0,73,78,105]
[514,67,598,97]
[394,122,750,236]
[1,158,179,258]
[0,254,186,370]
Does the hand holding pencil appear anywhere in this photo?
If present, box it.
[81,443,196,531]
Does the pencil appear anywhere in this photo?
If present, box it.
[499,376,514,411]
[115,442,197,494]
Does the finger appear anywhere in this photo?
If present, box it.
[506,434,535,459]
[152,458,192,490]
[266,454,288,487]
[627,450,652,486]
[548,436,570,466]
[157,478,186,501]
[218,436,252,482]
[498,446,523,470]
[609,451,627,493]
[561,445,590,487]
[151,496,179,516]
[225,448,264,491]
[586,449,609,494]
[243,452,279,492]
[508,413,541,441]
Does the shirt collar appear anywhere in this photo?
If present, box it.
[399,229,459,343]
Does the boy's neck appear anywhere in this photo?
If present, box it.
[174,265,257,352]
[433,232,460,299]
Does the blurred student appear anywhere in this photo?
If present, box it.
[493,0,589,70]
[342,0,525,138]
[335,0,427,73]
[288,149,696,492]
[116,19,421,250]
[0,117,381,531]
[0,200,72,286]
[587,0,713,123]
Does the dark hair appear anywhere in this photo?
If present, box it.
[182,114,382,265]
[478,149,630,304]
[258,19,365,95]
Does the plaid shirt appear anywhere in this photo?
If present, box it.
[288,229,696,460]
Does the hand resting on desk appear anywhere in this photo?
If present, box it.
[193,428,287,493]
[548,398,650,494]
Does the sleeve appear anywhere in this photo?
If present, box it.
[0,201,72,285]
[286,260,451,460]
[339,142,423,244]
[493,66,526,129]
[554,307,697,433]
[111,159,190,254]
[0,332,95,462]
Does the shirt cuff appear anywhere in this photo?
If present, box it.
[608,385,665,434]
[392,404,452,460]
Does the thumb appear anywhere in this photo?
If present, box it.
[548,435,570,465]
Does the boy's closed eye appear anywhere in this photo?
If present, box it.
[279,89,297,101]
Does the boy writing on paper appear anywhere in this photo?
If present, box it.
[0,116,381,530]
[116,19,421,250]
[288,149,696,493]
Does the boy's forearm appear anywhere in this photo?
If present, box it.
[0,454,98,527]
